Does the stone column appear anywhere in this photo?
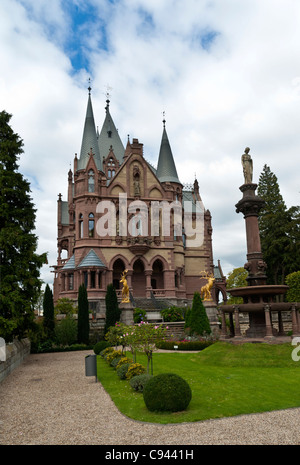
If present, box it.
[145,270,152,298]
[291,304,299,335]
[233,306,242,337]
[264,304,273,337]
[220,310,227,338]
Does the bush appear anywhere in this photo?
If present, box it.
[133,308,147,323]
[160,306,184,322]
[130,374,153,392]
[117,363,132,379]
[156,340,214,351]
[94,341,111,355]
[286,271,300,302]
[55,317,77,346]
[126,363,146,380]
[111,356,123,368]
[100,346,114,358]
[116,357,133,370]
[143,373,192,412]
[106,350,122,365]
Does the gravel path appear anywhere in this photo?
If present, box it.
[1,350,300,445]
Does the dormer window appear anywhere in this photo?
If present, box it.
[88,169,95,193]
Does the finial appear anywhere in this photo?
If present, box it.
[162,111,166,128]
[104,84,113,111]
[88,77,92,95]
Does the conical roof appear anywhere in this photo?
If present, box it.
[98,100,125,165]
[77,94,102,171]
[78,249,106,268]
[156,125,180,184]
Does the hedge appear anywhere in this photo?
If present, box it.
[156,340,214,351]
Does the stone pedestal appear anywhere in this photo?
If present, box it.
[120,301,134,325]
[203,300,220,336]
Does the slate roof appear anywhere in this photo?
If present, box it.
[62,255,75,270]
[77,249,106,268]
[77,94,102,171]
[97,101,125,166]
[156,126,181,184]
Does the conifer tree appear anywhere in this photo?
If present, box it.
[105,284,121,333]
[77,284,89,344]
[43,284,55,339]
[257,164,300,284]
[0,111,47,341]
[189,292,211,336]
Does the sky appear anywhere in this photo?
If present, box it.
[1,0,299,290]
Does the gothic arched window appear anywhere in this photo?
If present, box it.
[88,169,95,193]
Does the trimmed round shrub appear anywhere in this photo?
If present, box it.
[126,363,146,380]
[116,357,133,370]
[94,341,111,355]
[143,373,192,412]
[117,363,132,379]
[130,374,153,392]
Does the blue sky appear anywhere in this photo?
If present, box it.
[1,0,300,288]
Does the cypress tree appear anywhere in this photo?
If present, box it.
[258,164,300,284]
[0,111,47,341]
[105,284,120,333]
[77,284,89,344]
[43,284,55,339]
[189,292,211,336]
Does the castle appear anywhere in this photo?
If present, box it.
[52,88,226,314]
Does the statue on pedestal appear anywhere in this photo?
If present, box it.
[241,147,253,184]
[120,270,130,303]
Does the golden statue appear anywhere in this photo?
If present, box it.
[120,269,130,303]
[241,147,253,184]
[199,271,215,301]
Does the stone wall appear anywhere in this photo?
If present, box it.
[0,338,31,383]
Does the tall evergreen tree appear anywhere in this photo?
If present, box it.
[105,284,120,333]
[42,284,55,339]
[188,292,211,336]
[0,111,47,341]
[257,164,300,284]
[77,284,89,344]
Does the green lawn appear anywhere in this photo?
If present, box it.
[97,342,300,424]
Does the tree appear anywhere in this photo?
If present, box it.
[128,321,167,374]
[257,165,300,284]
[226,267,248,304]
[0,111,47,341]
[188,292,211,337]
[105,284,121,332]
[285,271,300,302]
[43,284,55,339]
[77,284,89,344]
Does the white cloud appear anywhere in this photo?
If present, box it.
[1,0,299,289]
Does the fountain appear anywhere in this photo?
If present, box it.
[220,148,300,339]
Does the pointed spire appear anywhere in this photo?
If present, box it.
[77,89,101,171]
[98,99,125,165]
[156,119,180,184]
